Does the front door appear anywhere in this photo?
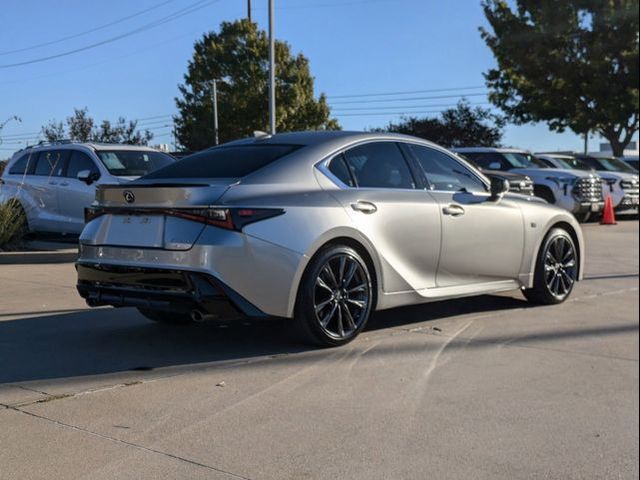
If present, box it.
[57,150,101,234]
[405,143,525,287]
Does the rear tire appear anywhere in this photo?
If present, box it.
[523,228,578,305]
[295,245,374,347]
[137,308,193,324]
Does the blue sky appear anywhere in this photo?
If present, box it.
[0,0,629,156]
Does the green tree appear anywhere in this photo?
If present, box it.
[480,0,639,156]
[41,108,153,145]
[378,101,505,147]
[174,19,339,150]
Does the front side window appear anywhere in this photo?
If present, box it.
[409,145,487,193]
[97,150,175,177]
[66,151,98,178]
[343,142,415,189]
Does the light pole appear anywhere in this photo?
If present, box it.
[268,0,276,134]
[211,80,219,145]
[247,0,252,21]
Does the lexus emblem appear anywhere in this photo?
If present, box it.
[123,190,136,204]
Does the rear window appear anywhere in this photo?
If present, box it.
[8,153,35,175]
[144,144,301,179]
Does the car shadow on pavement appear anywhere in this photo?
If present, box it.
[0,293,531,385]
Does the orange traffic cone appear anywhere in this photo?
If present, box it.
[601,196,617,225]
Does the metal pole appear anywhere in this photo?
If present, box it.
[268,0,276,134]
[211,80,219,146]
[247,0,252,21]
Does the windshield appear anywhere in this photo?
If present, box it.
[503,152,548,169]
[593,157,638,174]
[96,150,175,177]
[547,156,592,171]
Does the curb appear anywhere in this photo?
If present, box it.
[0,248,77,265]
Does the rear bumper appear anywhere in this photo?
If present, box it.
[76,263,267,320]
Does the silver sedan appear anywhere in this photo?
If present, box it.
[77,132,584,346]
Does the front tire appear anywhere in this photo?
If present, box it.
[295,245,374,347]
[523,228,578,305]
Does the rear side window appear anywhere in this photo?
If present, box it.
[327,154,355,187]
[8,153,34,175]
[144,144,300,179]
[34,151,64,176]
[66,151,98,178]
[343,142,415,189]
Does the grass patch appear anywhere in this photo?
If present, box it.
[0,198,28,251]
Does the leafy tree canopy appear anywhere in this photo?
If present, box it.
[174,19,339,150]
[377,100,505,148]
[481,0,639,156]
[41,108,153,145]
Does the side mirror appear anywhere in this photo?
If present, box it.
[489,176,510,200]
[488,162,502,170]
[77,170,99,185]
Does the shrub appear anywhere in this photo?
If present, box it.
[0,199,27,250]
[0,161,6,176]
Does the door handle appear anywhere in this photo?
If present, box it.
[351,201,378,214]
[59,182,69,186]
[443,204,465,216]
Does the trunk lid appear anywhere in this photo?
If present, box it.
[83,180,238,250]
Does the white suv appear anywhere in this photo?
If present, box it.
[0,142,175,235]
[453,147,604,222]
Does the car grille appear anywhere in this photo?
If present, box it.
[509,177,534,196]
[573,177,603,202]
[620,179,639,195]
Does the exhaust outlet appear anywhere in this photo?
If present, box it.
[190,309,216,322]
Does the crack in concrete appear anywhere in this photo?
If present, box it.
[7,405,255,480]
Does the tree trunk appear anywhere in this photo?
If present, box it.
[600,130,626,157]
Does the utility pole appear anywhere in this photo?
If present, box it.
[211,80,219,146]
[247,0,252,21]
[268,0,276,134]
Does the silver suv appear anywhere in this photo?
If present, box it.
[0,142,175,235]
[454,148,604,222]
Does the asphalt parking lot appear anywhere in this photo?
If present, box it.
[0,221,638,480]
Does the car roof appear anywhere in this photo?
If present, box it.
[221,130,438,148]
[453,147,530,154]
[13,142,160,157]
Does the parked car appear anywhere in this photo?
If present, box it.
[76,132,584,347]
[453,148,604,222]
[0,141,175,235]
[454,153,534,196]
[538,153,639,214]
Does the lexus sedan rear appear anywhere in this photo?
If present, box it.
[77,132,584,346]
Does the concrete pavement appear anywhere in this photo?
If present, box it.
[0,221,638,479]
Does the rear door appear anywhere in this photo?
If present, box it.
[57,150,101,233]
[406,144,525,288]
[325,141,441,292]
[24,150,66,231]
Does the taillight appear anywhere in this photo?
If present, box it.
[84,206,283,231]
